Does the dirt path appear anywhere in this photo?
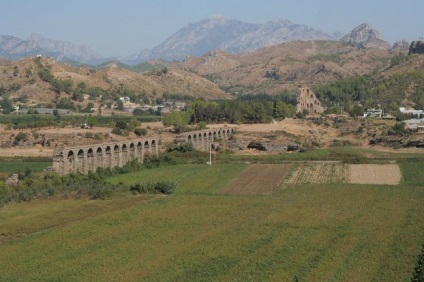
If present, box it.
[219,164,292,194]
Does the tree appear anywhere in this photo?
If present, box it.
[162,111,190,132]
[349,105,364,117]
[116,100,124,111]
[115,120,127,130]
[0,97,14,114]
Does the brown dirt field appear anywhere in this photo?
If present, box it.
[348,164,401,185]
[0,147,53,158]
[219,164,292,194]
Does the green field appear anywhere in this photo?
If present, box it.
[0,162,423,280]
[0,161,50,174]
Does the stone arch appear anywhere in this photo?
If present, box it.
[129,142,136,160]
[144,140,151,157]
[151,139,157,156]
[137,141,143,161]
[67,150,76,173]
[113,144,120,167]
[96,147,103,168]
[52,138,159,175]
[122,144,128,166]
[105,146,112,168]
[87,148,95,172]
[77,149,85,173]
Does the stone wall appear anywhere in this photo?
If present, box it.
[52,137,159,175]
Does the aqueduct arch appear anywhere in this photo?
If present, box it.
[175,127,235,151]
[52,137,159,175]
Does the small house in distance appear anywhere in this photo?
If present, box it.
[296,86,324,116]
[364,109,383,118]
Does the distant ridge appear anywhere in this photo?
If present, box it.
[0,33,106,65]
[137,16,338,62]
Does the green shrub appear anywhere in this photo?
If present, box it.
[155,180,176,194]
[130,180,177,195]
[134,128,148,136]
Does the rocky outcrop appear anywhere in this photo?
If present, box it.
[391,40,410,51]
[341,23,390,50]
[409,41,424,54]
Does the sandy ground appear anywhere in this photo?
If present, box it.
[348,164,402,185]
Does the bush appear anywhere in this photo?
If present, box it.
[155,180,176,194]
[130,180,177,195]
[134,128,148,136]
[169,143,194,153]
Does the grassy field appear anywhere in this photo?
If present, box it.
[0,162,423,280]
[216,146,424,163]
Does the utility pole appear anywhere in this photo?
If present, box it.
[209,142,212,165]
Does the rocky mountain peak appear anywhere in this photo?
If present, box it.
[342,23,390,50]
[139,17,337,62]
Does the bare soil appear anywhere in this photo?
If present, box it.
[348,164,401,185]
[219,164,292,194]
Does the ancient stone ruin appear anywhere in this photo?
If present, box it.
[296,86,324,116]
[52,138,159,175]
[175,128,235,151]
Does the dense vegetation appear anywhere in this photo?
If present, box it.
[0,114,160,130]
[313,69,424,113]
[163,94,296,131]
[0,156,177,207]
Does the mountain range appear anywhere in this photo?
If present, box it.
[0,17,396,65]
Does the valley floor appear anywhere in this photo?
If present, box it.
[0,162,423,280]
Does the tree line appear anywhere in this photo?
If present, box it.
[163,94,296,132]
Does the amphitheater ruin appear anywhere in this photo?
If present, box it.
[52,137,159,175]
[175,127,235,151]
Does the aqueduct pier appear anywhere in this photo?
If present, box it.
[52,138,159,175]
[175,127,235,151]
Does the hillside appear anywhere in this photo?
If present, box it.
[0,57,230,109]
[176,40,397,95]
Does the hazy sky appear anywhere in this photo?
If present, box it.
[1,0,423,57]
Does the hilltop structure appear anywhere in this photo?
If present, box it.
[296,86,324,116]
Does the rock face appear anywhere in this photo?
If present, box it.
[341,23,390,50]
[138,16,338,62]
[391,40,410,51]
[409,41,424,54]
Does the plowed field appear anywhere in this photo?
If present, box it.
[219,164,292,194]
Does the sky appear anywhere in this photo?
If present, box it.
[1,0,423,57]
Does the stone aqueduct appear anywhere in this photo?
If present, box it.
[52,138,159,175]
[175,127,235,151]
[51,127,234,175]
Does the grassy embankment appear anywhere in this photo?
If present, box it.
[0,158,423,280]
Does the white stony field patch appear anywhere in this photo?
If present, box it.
[348,164,401,185]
